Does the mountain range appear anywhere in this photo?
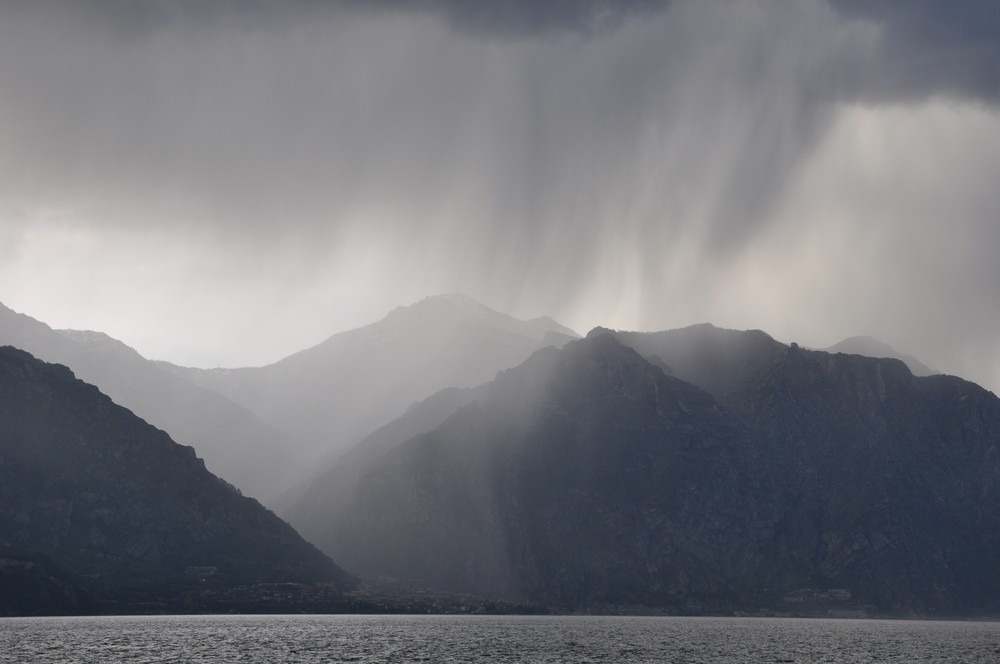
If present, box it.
[160,294,577,477]
[0,295,576,503]
[0,303,297,503]
[286,325,1000,616]
[3,294,994,617]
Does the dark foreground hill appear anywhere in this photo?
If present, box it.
[0,302,298,504]
[0,346,350,614]
[293,328,1000,617]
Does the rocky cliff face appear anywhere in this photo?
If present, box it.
[0,346,350,607]
[303,328,1000,615]
[616,325,1000,614]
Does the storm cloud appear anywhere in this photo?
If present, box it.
[829,0,1000,101]
[1,0,999,392]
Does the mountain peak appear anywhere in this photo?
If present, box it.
[825,335,936,377]
[404,293,504,313]
[585,326,616,339]
[380,294,578,341]
[385,293,500,326]
[420,292,493,309]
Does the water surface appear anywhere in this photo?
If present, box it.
[2,614,998,663]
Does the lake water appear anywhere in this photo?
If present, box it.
[1,614,998,663]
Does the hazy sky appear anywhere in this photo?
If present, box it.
[2,0,999,392]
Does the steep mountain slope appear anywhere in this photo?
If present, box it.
[824,335,937,377]
[297,329,1000,616]
[0,346,349,609]
[0,303,296,503]
[167,294,577,468]
[613,326,1000,613]
[280,383,484,524]
[295,331,770,605]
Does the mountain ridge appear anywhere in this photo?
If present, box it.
[1,296,578,503]
[0,302,304,504]
[823,334,937,378]
[288,326,1000,616]
[160,294,579,474]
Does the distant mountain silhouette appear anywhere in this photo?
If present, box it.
[0,346,349,613]
[824,335,937,377]
[164,294,578,481]
[0,303,298,504]
[294,326,1000,616]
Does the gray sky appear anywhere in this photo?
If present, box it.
[2,0,999,393]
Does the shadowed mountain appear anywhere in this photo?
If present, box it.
[0,550,97,616]
[824,335,937,377]
[0,346,350,613]
[291,327,1000,616]
[0,303,297,504]
[165,294,578,474]
[290,331,763,606]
